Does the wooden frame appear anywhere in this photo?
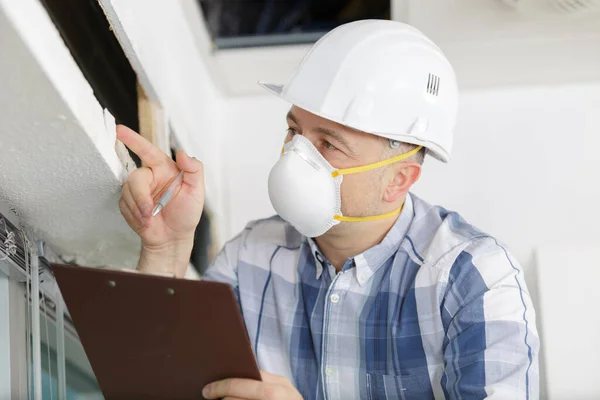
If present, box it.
[137,82,170,156]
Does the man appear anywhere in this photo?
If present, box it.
[117,20,539,399]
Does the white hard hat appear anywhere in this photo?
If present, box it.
[259,20,459,162]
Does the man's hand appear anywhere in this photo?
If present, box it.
[202,371,303,400]
[116,125,205,277]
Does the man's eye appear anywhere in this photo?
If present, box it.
[324,141,336,150]
[286,128,298,136]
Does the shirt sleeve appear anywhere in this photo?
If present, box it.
[202,227,251,301]
[440,237,540,399]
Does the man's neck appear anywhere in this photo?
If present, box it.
[315,211,400,273]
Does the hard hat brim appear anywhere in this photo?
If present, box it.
[258,82,284,97]
[257,81,450,163]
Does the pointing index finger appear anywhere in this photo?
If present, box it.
[116,125,169,167]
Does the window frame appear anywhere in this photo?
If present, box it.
[1,232,100,399]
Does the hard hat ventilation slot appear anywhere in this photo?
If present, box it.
[426,74,440,96]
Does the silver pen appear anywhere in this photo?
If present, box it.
[151,170,184,217]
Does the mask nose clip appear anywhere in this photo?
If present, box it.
[292,148,321,171]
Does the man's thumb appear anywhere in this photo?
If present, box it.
[175,151,204,188]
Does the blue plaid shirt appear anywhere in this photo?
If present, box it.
[204,193,539,399]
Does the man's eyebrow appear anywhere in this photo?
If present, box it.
[286,111,299,125]
[315,127,356,155]
[287,110,357,155]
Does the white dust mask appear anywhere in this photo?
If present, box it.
[267,134,422,237]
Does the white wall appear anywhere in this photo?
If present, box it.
[221,83,600,286]
[221,96,290,238]
[535,242,600,399]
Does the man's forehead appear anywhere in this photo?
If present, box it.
[287,106,372,139]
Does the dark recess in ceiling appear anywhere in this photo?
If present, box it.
[199,0,390,42]
[39,0,140,137]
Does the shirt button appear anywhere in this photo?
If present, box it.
[330,293,340,304]
[360,272,370,282]
[315,253,324,263]
[325,367,334,376]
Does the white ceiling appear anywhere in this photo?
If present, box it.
[0,0,141,267]
[204,0,600,95]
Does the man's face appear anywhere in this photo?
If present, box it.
[284,106,390,230]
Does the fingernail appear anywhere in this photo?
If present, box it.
[202,386,210,397]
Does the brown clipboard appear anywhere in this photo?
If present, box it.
[51,263,261,400]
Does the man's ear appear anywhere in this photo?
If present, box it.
[383,163,422,203]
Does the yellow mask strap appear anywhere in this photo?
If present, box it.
[332,146,423,178]
[334,203,404,223]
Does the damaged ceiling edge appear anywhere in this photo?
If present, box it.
[97,0,229,244]
[96,0,161,104]
[0,0,141,267]
[1,0,129,180]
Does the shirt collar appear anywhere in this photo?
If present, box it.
[304,193,415,284]
[306,238,326,279]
